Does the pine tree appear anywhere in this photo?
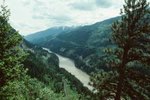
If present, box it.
[0,1,27,97]
[90,0,150,99]
[112,0,150,99]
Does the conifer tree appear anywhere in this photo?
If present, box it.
[90,0,150,99]
[112,0,150,99]
[0,0,27,96]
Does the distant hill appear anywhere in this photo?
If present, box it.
[25,26,76,44]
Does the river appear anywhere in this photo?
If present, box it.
[43,48,93,91]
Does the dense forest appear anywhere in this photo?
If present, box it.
[1,0,150,100]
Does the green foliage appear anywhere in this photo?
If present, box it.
[0,2,27,97]
[90,70,118,100]
[0,75,79,100]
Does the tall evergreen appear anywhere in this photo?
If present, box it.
[90,0,150,99]
[112,0,150,99]
[0,0,27,96]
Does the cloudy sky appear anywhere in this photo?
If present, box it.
[0,0,131,35]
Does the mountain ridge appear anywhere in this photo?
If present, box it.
[25,26,76,44]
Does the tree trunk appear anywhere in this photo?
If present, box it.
[115,66,125,100]
[115,49,128,100]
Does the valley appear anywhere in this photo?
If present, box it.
[43,48,93,90]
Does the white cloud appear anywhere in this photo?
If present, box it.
[1,0,149,36]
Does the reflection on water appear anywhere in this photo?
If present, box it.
[43,48,93,90]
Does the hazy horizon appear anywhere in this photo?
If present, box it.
[1,0,149,36]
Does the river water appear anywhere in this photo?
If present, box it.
[43,48,93,91]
